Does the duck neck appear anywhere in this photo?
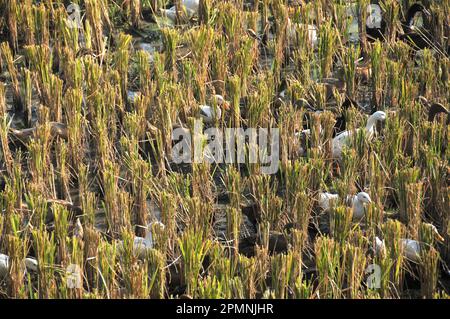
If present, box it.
[353,199,365,213]
[365,116,379,133]
[144,231,153,244]
[406,4,425,26]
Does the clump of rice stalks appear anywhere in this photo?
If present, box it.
[381,0,400,42]
[85,0,107,55]
[382,219,405,297]
[32,228,57,298]
[147,249,166,299]
[115,33,133,101]
[418,224,440,298]
[224,167,242,255]
[394,167,421,227]
[33,3,49,46]
[161,28,180,81]
[270,252,297,299]
[179,228,212,297]
[5,214,28,298]
[370,40,385,108]
[282,162,313,241]
[84,225,100,291]
[236,255,257,298]
[97,240,118,298]
[250,175,283,228]
[318,21,338,79]
[341,45,360,98]
[315,236,345,298]
[343,242,367,299]
[330,206,353,244]
[188,26,214,101]
[198,0,213,25]
[0,42,21,109]
[0,115,14,177]
[101,160,122,238]
[5,0,19,50]
[0,83,6,117]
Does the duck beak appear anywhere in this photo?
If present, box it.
[436,233,445,243]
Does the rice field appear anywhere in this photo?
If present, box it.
[0,0,449,299]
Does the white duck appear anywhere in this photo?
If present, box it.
[373,224,444,263]
[400,224,444,263]
[332,111,386,159]
[160,0,199,22]
[199,95,228,124]
[287,18,318,48]
[0,253,38,279]
[118,222,165,257]
[318,191,372,220]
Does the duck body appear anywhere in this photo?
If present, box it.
[0,253,9,278]
[199,95,226,124]
[365,3,437,51]
[287,19,318,48]
[318,192,372,219]
[131,236,154,256]
[0,253,38,279]
[161,0,199,22]
[401,239,422,263]
[118,222,165,257]
[428,103,449,125]
[199,105,221,124]
[318,192,340,212]
[332,111,386,159]
[399,3,433,50]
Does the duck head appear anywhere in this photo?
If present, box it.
[370,111,387,121]
[423,223,445,243]
[366,111,386,130]
[428,103,449,123]
[212,94,230,111]
[356,192,372,204]
[25,258,38,272]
